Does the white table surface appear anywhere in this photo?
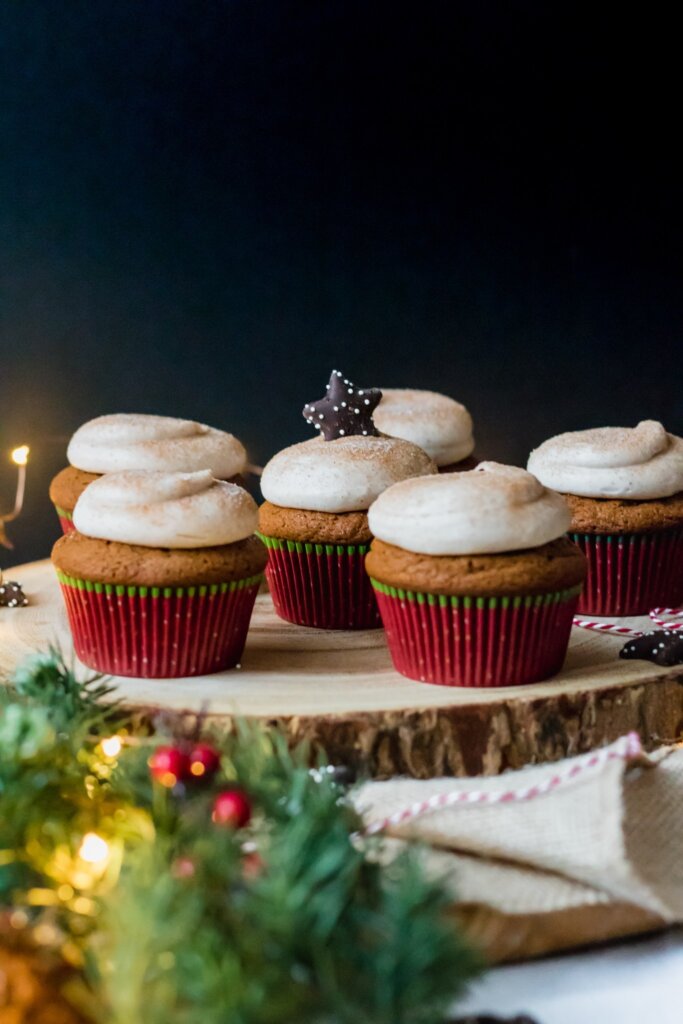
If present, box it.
[455,929,683,1023]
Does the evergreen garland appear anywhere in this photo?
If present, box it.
[0,652,482,1022]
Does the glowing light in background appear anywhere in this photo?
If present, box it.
[11,445,30,466]
[101,736,123,758]
[78,833,110,865]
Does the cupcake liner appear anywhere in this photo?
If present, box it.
[260,535,381,629]
[54,506,75,535]
[570,527,683,616]
[371,580,581,687]
[57,571,262,678]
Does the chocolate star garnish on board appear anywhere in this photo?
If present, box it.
[620,630,683,667]
[302,370,382,441]
[0,580,28,607]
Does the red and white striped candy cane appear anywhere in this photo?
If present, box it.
[572,606,683,637]
[649,607,683,631]
[572,616,642,637]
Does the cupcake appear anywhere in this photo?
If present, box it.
[373,388,477,471]
[52,470,266,677]
[365,463,586,687]
[49,414,247,534]
[259,370,437,629]
[528,420,683,616]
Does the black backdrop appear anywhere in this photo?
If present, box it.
[1,1,681,565]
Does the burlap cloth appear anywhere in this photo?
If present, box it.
[353,737,683,962]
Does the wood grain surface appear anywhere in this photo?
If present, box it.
[2,560,682,778]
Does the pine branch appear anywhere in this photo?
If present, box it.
[10,649,121,735]
[1,652,483,1023]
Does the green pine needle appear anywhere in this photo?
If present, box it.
[0,649,483,1023]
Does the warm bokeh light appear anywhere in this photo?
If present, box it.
[78,833,110,865]
[11,445,30,466]
[101,736,123,758]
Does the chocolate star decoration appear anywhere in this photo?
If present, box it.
[620,630,683,667]
[0,580,28,607]
[303,370,382,441]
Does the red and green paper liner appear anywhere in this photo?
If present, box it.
[56,570,262,678]
[54,505,75,535]
[570,527,683,616]
[371,580,582,687]
[260,534,381,629]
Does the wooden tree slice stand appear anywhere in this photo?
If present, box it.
[2,559,682,779]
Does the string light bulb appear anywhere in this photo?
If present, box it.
[101,735,123,758]
[78,833,110,865]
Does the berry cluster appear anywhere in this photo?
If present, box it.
[148,743,252,828]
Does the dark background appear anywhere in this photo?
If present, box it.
[1,1,681,567]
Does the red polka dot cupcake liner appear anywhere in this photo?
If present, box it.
[54,506,75,535]
[570,527,683,616]
[56,571,262,678]
[260,535,381,629]
[371,580,581,687]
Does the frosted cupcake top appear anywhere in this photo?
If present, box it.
[261,436,437,513]
[368,462,570,555]
[67,414,247,479]
[73,470,258,548]
[527,420,683,500]
[373,388,474,466]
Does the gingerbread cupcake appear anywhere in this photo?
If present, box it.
[528,420,683,615]
[53,470,266,677]
[49,414,247,533]
[259,371,437,629]
[373,388,476,472]
[366,463,586,686]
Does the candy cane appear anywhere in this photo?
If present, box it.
[361,733,643,837]
[572,617,642,637]
[649,607,683,631]
[572,605,683,638]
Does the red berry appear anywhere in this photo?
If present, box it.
[188,743,221,782]
[212,789,252,828]
[171,856,196,879]
[148,746,190,787]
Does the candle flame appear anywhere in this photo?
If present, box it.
[11,446,30,467]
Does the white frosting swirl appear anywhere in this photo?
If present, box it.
[368,462,570,555]
[527,421,683,499]
[373,388,475,465]
[261,436,437,513]
[67,414,246,478]
[73,470,258,548]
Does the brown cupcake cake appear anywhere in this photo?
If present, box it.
[366,462,586,686]
[528,420,683,615]
[259,370,437,629]
[373,388,476,472]
[53,469,266,678]
[50,413,247,533]
[366,535,586,597]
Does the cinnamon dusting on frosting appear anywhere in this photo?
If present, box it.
[261,435,437,513]
[374,388,474,466]
[528,421,683,499]
[73,470,258,549]
[368,462,571,555]
[67,413,246,478]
